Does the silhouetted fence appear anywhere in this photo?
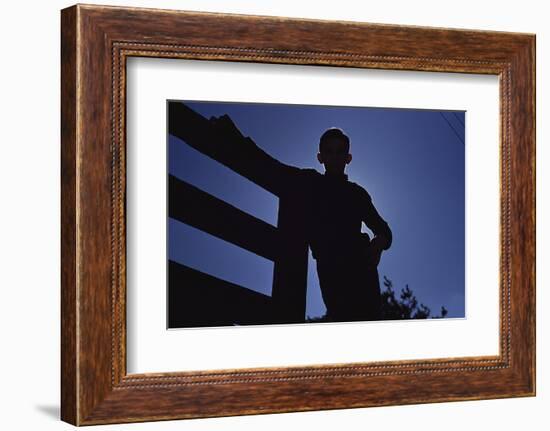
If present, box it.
[168,102,309,327]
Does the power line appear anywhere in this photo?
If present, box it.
[452,111,465,127]
[439,112,464,145]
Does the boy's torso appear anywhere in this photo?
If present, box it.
[297,168,368,261]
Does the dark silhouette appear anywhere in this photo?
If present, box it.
[168,260,275,328]
[380,276,448,320]
[168,102,392,326]
[307,128,392,322]
[306,276,448,322]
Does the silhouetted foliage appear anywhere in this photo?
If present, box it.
[382,276,426,319]
[306,275,448,322]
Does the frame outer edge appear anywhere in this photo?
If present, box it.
[60,4,79,426]
[527,34,536,396]
[531,34,536,396]
[71,4,118,424]
[508,34,536,395]
[523,34,536,395]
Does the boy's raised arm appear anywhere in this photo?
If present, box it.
[168,102,301,196]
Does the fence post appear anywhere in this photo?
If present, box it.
[271,195,309,323]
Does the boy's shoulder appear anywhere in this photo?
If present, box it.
[348,180,373,200]
[297,168,323,181]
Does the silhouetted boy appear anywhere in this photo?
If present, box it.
[207,115,392,322]
[309,128,392,321]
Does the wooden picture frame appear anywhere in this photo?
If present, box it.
[61,4,535,426]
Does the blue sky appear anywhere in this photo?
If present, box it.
[168,100,465,319]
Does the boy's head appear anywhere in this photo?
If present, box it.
[317,128,352,175]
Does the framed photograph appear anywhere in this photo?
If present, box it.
[61,4,535,425]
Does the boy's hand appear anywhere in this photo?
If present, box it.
[364,237,385,268]
[210,114,245,143]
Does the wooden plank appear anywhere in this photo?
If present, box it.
[168,260,274,327]
[169,174,279,262]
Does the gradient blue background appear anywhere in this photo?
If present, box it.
[168,101,465,319]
